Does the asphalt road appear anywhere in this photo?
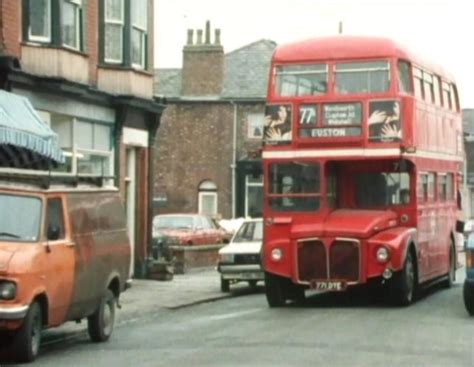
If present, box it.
[4,269,474,367]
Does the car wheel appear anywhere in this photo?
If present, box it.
[88,289,116,342]
[13,301,42,363]
[265,272,288,307]
[463,281,474,316]
[220,278,230,292]
[389,249,417,306]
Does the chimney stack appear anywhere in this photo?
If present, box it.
[181,20,224,96]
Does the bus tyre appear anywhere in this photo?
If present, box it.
[221,278,230,293]
[13,301,42,363]
[88,289,116,342]
[265,272,287,307]
[463,281,474,316]
[390,250,417,306]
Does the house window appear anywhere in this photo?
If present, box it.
[131,0,147,68]
[104,0,124,63]
[50,114,113,175]
[23,0,83,51]
[248,114,264,139]
[198,181,217,216]
[28,0,52,42]
[101,0,148,69]
[62,0,82,50]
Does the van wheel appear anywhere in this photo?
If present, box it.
[220,278,230,292]
[390,250,417,306]
[464,281,474,316]
[88,289,116,342]
[13,301,42,363]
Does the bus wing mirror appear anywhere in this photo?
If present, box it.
[456,220,465,233]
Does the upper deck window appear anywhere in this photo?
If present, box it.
[335,61,390,94]
[275,64,328,97]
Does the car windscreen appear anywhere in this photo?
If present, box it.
[153,216,194,229]
[0,193,42,242]
[233,221,263,243]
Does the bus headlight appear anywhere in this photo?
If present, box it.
[376,246,390,263]
[271,248,283,261]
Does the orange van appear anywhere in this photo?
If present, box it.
[0,172,131,362]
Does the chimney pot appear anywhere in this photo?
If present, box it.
[186,29,194,45]
[214,29,221,45]
[205,21,211,44]
[196,29,203,45]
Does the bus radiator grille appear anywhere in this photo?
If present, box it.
[297,240,327,281]
[329,240,360,282]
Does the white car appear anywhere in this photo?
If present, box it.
[217,218,263,292]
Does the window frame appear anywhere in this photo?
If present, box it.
[100,0,149,70]
[61,0,83,51]
[23,0,84,52]
[103,0,125,63]
[27,0,52,43]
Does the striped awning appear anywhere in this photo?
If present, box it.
[0,90,64,169]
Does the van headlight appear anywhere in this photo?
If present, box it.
[0,281,16,300]
[220,254,234,263]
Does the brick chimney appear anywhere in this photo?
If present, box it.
[181,21,224,96]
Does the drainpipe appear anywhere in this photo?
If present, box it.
[231,101,237,219]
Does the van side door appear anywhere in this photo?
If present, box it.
[43,196,75,326]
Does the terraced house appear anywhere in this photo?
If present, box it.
[0,0,164,277]
[154,22,276,219]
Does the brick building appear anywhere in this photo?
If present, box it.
[0,0,164,277]
[153,22,276,219]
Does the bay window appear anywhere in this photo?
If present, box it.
[23,0,83,52]
[104,0,124,63]
[100,0,149,70]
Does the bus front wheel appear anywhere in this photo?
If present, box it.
[265,272,292,307]
[390,249,417,306]
[265,272,305,307]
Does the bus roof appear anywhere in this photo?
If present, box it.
[272,36,454,81]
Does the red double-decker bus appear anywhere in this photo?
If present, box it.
[261,36,463,307]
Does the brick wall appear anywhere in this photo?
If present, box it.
[86,0,98,85]
[154,103,234,218]
[0,0,21,57]
[182,48,224,96]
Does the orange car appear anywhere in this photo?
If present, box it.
[0,173,131,362]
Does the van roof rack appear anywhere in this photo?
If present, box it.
[0,170,115,190]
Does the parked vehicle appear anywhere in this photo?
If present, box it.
[217,219,264,292]
[0,172,131,362]
[152,214,231,248]
[464,233,474,316]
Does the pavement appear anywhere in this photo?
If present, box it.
[41,266,234,344]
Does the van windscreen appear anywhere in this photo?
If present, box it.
[0,194,42,242]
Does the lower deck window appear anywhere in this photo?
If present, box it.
[268,162,320,212]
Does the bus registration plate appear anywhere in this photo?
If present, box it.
[310,280,346,291]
